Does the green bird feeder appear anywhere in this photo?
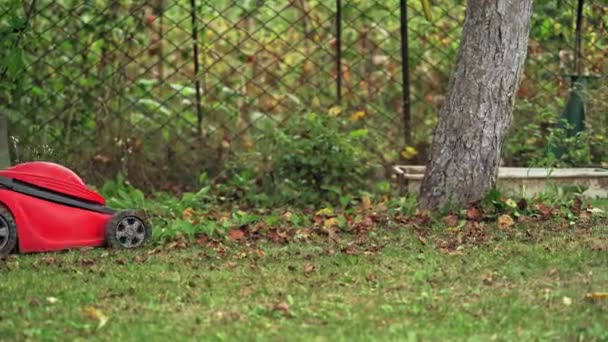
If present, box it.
[549,0,599,159]
[560,74,587,135]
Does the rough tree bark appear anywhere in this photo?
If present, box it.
[419,0,534,210]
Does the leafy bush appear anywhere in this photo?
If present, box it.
[226,112,376,207]
[0,0,28,100]
[543,122,593,167]
[99,173,225,241]
[505,110,601,168]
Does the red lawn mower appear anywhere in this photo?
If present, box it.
[0,162,151,256]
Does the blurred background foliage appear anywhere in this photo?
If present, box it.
[0,0,606,195]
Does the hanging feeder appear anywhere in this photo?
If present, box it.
[549,0,607,160]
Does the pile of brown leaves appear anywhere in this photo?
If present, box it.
[160,195,604,257]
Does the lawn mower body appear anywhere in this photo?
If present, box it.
[0,162,150,254]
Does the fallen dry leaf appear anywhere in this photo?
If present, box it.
[195,235,209,245]
[517,215,532,223]
[323,248,336,256]
[443,214,459,227]
[497,214,515,230]
[81,258,96,266]
[240,286,254,297]
[590,240,608,252]
[321,225,340,241]
[304,263,316,274]
[133,255,147,264]
[482,274,494,286]
[534,204,552,219]
[413,207,427,215]
[585,292,608,302]
[587,207,605,215]
[349,110,366,122]
[571,195,583,214]
[364,244,383,254]
[213,311,241,323]
[93,154,111,163]
[466,207,484,221]
[315,207,334,216]
[294,228,314,241]
[417,235,427,246]
[361,196,372,211]
[182,207,195,220]
[578,210,592,222]
[46,297,59,304]
[517,198,528,210]
[254,248,266,257]
[249,221,267,234]
[438,248,464,256]
[82,306,109,329]
[323,218,339,229]
[273,301,290,315]
[343,244,359,255]
[28,298,41,307]
[266,229,289,243]
[42,257,57,265]
[225,262,238,269]
[349,216,373,235]
[146,246,162,255]
[228,229,245,241]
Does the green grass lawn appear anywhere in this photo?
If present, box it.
[592,198,608,210]
[1,215,607,342]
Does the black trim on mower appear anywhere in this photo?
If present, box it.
[0,176,116,215]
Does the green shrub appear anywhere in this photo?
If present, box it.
[542,122,593,167]
[227,112,375,207]
[505,114,597,168]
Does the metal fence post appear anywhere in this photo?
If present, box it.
[336,0,342,104]
[190,0,203,137]
[399,0,411,147]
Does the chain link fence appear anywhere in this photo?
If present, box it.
[1,0,606,190]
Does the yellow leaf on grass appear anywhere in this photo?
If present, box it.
[182,207,194,220]
[525,137,538,145]
[505,199,518,208]
[83,306,109,329]
[328,106,342,116]
[401,146,419,160]
[304,263,316,274]
[585,292,608,301]
[243,137,254,150]
[46,297,59,304]
[361,196,372,210]
[498,214,515,229]
[349,110,366,122]
[315,208,334,216]
[323,218,338,228]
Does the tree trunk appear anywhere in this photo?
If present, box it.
[419,0,534,210]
